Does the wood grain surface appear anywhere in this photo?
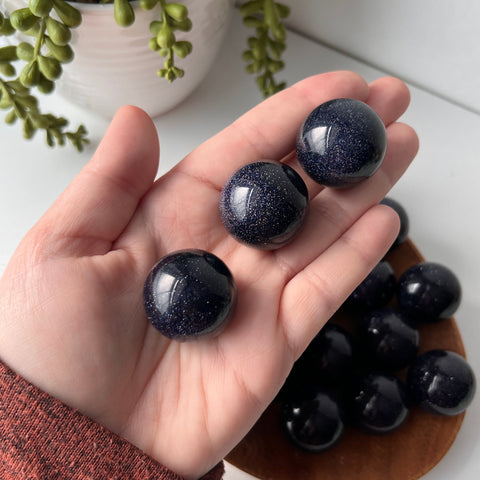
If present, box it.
[226,238,466,480]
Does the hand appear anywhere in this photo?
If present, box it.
[0,72,418,479]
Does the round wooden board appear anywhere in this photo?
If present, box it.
[226,238,466,480]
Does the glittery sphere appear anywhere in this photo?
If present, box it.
[219,161,309,249]
[296,98,387,188]
[143,250,237,340]
[407,350,476,416]
[350,372,409,434]
[281,386,346,452]
[397,262,462,323]
[347,260,396,311]
[358,308,420,371]
[380,197,410,246]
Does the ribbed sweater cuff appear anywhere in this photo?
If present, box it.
[0,362,224,480]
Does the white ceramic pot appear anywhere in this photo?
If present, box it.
[2,0,234,118]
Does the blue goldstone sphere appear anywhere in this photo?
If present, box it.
[143,249,237,340]
[219,161,309,249]
[350,372,410,434]
[347,260,396,311]
[281,385,347,452]
[380,197,410,246]
[296,98,387,188]
[407,350,476,416]
[397,262,462,323]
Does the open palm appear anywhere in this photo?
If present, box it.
[0,72,418,479]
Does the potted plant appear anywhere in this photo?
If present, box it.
[0,0,290,151]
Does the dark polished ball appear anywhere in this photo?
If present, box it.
[143,249,237,340]
[281,386,346,452]
[350,372,410,434]
[219,161,309,249]
[296,98,387,188]
[347,260,396,311]
[397,262,462,322]
[380,197,410,246]
[407,350,476,416]
[358,308,420,371]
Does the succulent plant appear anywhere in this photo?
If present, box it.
[0,0,290,151]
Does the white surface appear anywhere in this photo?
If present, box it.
[284,0,480,114]
[1,12,479,480]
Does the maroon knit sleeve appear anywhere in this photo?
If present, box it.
[0,362,224,480]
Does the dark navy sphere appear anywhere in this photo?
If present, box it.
[358,308,420,371]
[281,386,346,452]
[380,197,410,246]
[303,322,356,385]
[350,372,409,434]
[347,260,396,311]
[397,262,462,322]
[407,350,476,416]
[219,161,309,249]
[143,250,237,340]
[279,323,356,400]
[296,98,387,188]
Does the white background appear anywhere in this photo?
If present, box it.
[1,4,479,480]
[284,0,480,114]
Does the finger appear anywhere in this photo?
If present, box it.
[365,76,411,126]
[280,204,400,357]
[176,71,369,189]
[275,122,419,275]
[282,76,412,198]
[39,106,160,257]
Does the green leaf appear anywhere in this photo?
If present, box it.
[17,94,38,109]
[38,55,62,81]
[266,59,284,73]
[255,74,267,91]
[171,66,184,78]
[149,20,163,36]
[29,0,53,18]
[30,112,50,128]
[242,50,254,62]
[10,8,40,32]
[157,26,175,48]
[46,16,71,45]
[45,37,74,63]
[172,40,192,58]
[0,17,15,36]
[275,3,291,19]
[0,93,12,109]
[270,22,286,42]
[23,117,36,139]
[245,60,261,74]
[114,0,135,27]
[148,37,160,51]
[267,39,285,59]
[0,46,18,62]
[16,42,35,62]
[165,3,189,23]
[263,0,278,29]
[140,0,158,10]
[251,42,265,60]
[239,0,263,18]
[52,0,82,28]
[0,63,16,77]
[170,17,192,32]
[5,109,17,124]
[37,76,55,94]
[20,61,40,87]
[243,16,264,29]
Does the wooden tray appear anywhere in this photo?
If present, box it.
[226,238,466,480]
